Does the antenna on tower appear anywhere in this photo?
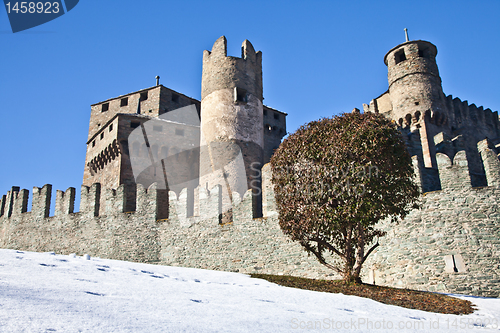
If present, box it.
[404,28,409,42]
[156,75,160,86]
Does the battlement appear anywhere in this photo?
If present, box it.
[0,183,166,220]
[0,162,277,222]
[444,94,499,134]
[3,158,500,296]
[201,36,263,100]
[362,92,500,132]
[412,137,500,193]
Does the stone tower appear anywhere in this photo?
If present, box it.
[384,40,448,169]
[365,38,500,190]
[200,36,264,219]
[83,85,201,212]
[83,37,285,218]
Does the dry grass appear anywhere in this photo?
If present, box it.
[251,274,475,315]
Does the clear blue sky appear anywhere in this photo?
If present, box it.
[1,0,499,211]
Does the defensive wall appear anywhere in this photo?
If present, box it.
[0,164,335,280]
[362,138,500,297]
[2,139,500,297]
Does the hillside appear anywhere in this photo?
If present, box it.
[0,249,499,332]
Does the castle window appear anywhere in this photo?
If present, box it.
[120,98,128,107]
[424,110,431,122]
[418,46,429,59]
[161,146,169,159]
[234,87,247,103]
[102,103,109,112]
[263,109,268,116]
[274,113,280,120]
[171,93,179,103]
[153,125,162,132]
[92,140,95,147]
[132,141,140,156]
[131,122,140,129]
[175,128,184,136]
[395,49,406,64]
[100,132,104,140]
[120,140,129,156]
[109,124,113,132]
[152,144,158,159]
[405,114,412,127]
[140,92,148,101]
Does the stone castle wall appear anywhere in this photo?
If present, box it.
[362,140,500,297]
[2,144,500,297]
[363,185,500,297]
[0,164,336,281]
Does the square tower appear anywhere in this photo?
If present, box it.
[83,85,201,211]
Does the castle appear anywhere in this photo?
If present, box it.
[1,36,500,297]
[82,36,287,219]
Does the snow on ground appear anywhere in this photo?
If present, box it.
[0,249,499,332]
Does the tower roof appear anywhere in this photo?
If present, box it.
[384,40,437,65]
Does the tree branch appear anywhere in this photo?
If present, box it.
[300,241,342,274]
[360,241,380,266]
[308,236,344,258]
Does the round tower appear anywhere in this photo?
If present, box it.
[385,40,449,168]
[199,36,264,219]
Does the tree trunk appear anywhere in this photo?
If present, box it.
[343,224,354,282]
[352,222,365,282]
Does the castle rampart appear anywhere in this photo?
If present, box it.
[0,165,337,280]
[363,184,500,297]
[3,139,500,296]
[361,139,500,297]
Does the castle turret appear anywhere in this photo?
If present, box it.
[384,40,449,168]
[200,36,264,220]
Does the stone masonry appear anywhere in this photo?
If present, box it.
[0,165,335,280]
[84,37,287,219]
[360,139,500,297]
[364,40,500,190]
[2,144,500,296]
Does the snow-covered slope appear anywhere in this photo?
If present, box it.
[0,249,499,332]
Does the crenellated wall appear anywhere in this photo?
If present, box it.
[0,165,336,280]
[362,138,500,297]
[0,183,166,264]
[2,141,500,296]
